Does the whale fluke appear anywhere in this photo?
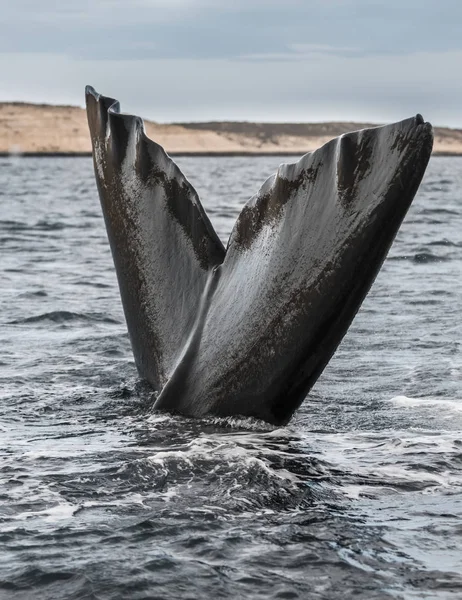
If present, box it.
[86,86,433,425]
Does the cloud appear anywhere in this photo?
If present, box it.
[1,0,462,61]
[0,1,460,125]
[0,49,460,127]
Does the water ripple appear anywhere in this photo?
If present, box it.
[1,156,462,599]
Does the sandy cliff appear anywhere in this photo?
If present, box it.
[0,102,460,156]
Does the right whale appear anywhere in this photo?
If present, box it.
[86,87,433,425]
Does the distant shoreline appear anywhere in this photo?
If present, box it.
[1,151,461,158]
[1,101,462,156]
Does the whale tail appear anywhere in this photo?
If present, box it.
[86,86,433,425]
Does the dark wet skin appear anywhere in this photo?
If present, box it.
[86,87,433,425]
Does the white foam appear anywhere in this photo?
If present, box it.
[389,395,462,412]
[143,430,305,488]
[80,493,148,511]
[9,501,77,522]
[146,413,177,425]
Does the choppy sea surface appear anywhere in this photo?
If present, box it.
[1,155,462,599]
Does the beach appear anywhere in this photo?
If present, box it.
[1,101,461,156]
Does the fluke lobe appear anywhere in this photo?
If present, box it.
[86,86,433,425]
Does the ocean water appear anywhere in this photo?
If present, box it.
[1,155,462,600]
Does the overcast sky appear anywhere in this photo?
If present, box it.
[1,0,461,125]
